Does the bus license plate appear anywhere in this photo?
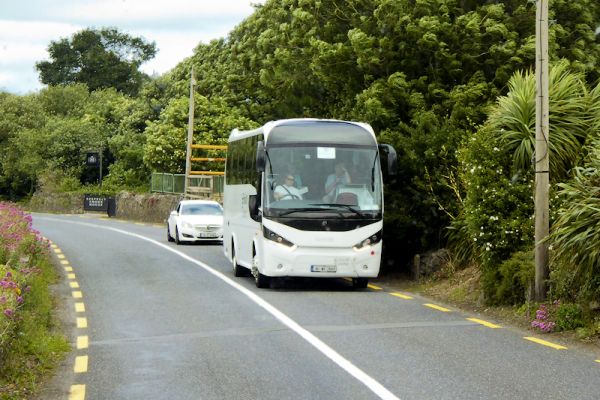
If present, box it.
[311,265,337,273]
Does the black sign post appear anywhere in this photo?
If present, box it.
[85,151,102,189]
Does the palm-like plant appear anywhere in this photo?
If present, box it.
[488,60,591,180]
[549,143,600,301]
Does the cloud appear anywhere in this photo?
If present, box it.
[60,0,259,23]
[0,1,263,94]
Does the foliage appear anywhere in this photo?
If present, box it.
[530,301,585,333]
[457,61,600,303]
[0,203,69,398]
[35,28,157,96]
[456,124,534,302]
[491,60,591,180]
[143,95,257,173]
[494,251,534,305]
[549,143,600,303]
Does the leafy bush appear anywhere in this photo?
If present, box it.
[554,302,584,332]
[456,61,598,303]
[0,202,69,398]
[495,251,534,305]
[457,125,534,303]
[549,143,600,302]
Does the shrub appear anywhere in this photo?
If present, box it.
[495,250,534,305]
[0,202,69,398]
[549,143,600,303]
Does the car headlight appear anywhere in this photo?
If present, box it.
[182,221,193,229]
[353,230,382,250]
[263,226,294,247]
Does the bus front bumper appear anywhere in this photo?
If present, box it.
[260,241,382,278]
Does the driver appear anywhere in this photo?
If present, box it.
[274,175,304,200]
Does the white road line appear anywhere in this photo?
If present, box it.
[37,217,400,400]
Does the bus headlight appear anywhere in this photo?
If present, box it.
[353,230,382,251]
[263,226,295,247]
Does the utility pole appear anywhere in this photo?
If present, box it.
[184,67,196,197]
[535,0,550,301]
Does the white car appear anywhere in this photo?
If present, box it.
[167,200,224,244]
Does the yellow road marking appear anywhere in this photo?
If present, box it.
[72,291,82,299]
[69,384,85,400]
[595,360,600,364]
[53,248,62,254]
[50,244,58,249]
[57,254,65,259]
[61,260,70,265]
[74,355,88,373]
[390,292,413,300]
[467,318,501,329]
[77,336,89,350]
[67,273,76,280]
[524,337,567,350]
[69,281,80,289]
[64,266,73,272]
[134,222,145,226]
[77,317,88,328]
[75,302,86,313]
[367,284,383,290]
[424,303,451,312]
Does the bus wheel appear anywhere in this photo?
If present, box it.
[232,252,245,277]
[253,254,270,288]
[352,278,368,289]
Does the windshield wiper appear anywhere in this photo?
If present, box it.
[308,203,368,218]
[276,207,340,217]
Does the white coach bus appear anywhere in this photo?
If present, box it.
[223,119,396,288]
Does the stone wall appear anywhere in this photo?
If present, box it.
[115,192,182,223]
[27,191,183,223]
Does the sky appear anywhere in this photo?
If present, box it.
[0,0,263,94]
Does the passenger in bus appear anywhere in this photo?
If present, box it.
[274,175,304,200]
[323,162,351,202]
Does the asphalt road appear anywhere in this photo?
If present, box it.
[32,213,600,400]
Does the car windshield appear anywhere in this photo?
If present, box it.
[181,204,223,216]
[263,145,382,218]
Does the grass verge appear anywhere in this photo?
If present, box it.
[0,203,69,400]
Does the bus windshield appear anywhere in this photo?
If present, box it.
[263,145,382,218]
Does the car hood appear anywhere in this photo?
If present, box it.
[179,215,223,226]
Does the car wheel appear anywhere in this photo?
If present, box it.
[167,225,175,242]
[175,226,181,245]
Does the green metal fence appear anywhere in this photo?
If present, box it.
[151,173,185,193]
[151,173,224,197]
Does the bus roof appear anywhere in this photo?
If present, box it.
[228,118,377,146]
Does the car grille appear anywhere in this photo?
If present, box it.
[195,224,221,232]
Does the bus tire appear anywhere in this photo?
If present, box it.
[352,278,368,289]
[253,254,270,288]
[255,272,270,288]
[232,252,245,277]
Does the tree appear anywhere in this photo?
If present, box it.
[36,28,157,96]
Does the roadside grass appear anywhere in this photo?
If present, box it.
[381,264,600,348]
[0,203,69,400]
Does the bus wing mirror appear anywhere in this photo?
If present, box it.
[248,194,261,222]
[256,141,266,172]
[378,144,397,178]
